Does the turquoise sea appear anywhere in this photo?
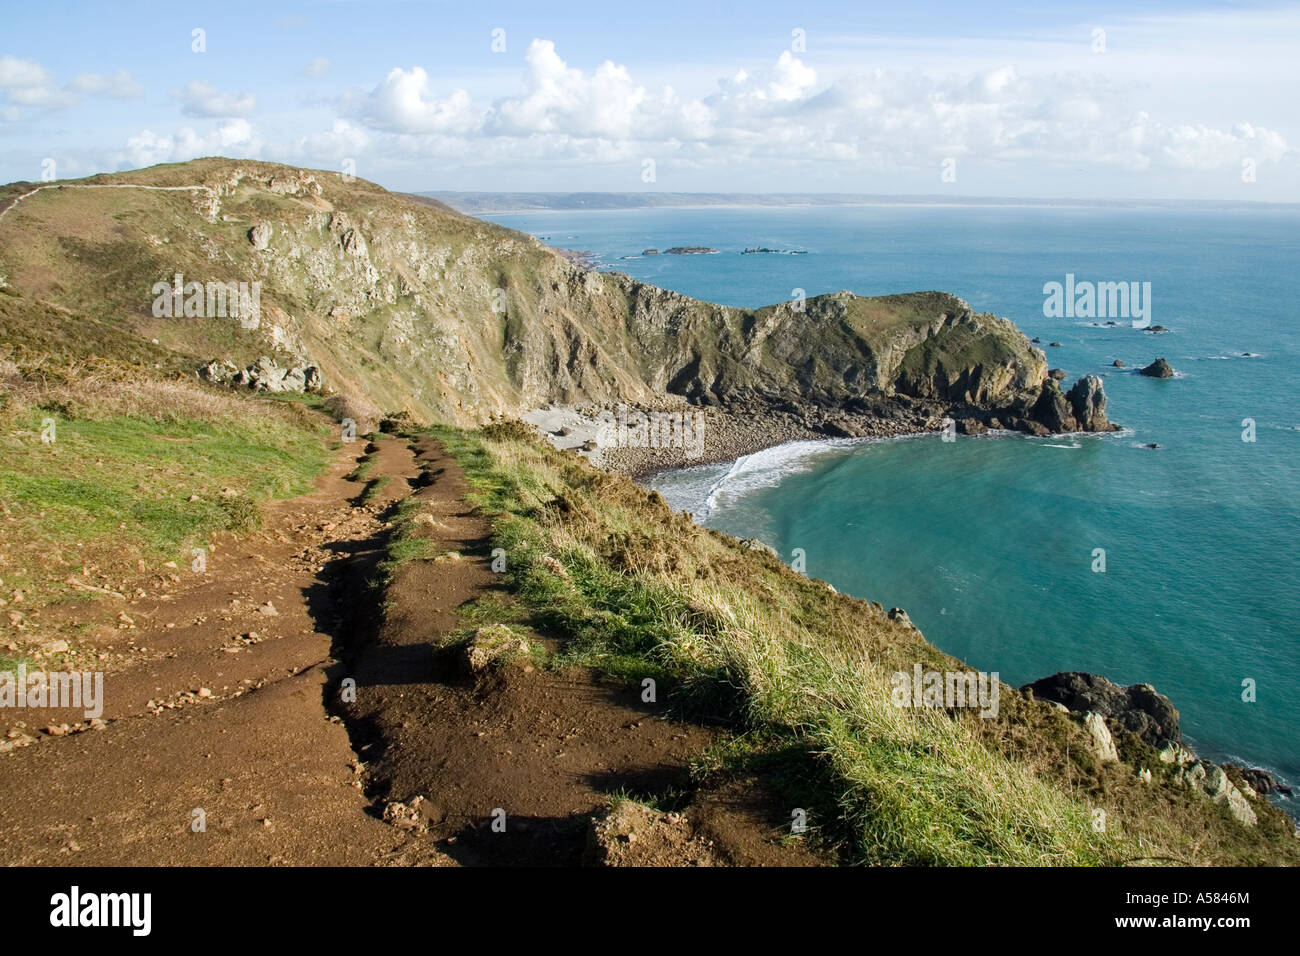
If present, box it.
[490,204,1300,810]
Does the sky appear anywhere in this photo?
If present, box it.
[0,0,1296,201]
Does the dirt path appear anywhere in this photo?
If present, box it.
[0,428,821,866]
[0,182,214,226]
[0,434,447,865]
[337,436,822,866]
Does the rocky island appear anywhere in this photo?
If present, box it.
[1140,357,1176,378]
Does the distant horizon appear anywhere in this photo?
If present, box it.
[427,189,1300,215]
[1,1,1296,201]
[8,158,1298,216]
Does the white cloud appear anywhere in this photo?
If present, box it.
[338,39,1289,181]
[289,119,370,159]
[1,58,144,111]
[122,118,260,167]
[0,55,77,109]
[68,69,144,99]
[767,50,817,102]
[0,56,54,89]
[488,40,650,139]
[175,81,256,118]
[14,22,1286,198]
[353,66,478,134]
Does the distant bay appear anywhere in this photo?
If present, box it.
[490,203,1300,810]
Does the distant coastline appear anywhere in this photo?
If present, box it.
[419,190,1300,216]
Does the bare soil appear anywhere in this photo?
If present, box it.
[0,427,825,866]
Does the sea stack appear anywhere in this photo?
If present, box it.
[1028,375,1116,433]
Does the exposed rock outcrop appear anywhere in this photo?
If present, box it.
[199,356,322,394]
[740,538,779,559]
[1140,357,1175,378]
[1085,711,1119,763]
[248,222,273,250]
[1066,375,1112,431]
[1028,378,1076,432]
[1022,672,1181,747]
[1026,672,1266,827]
[1024,375,1115,433]
[1175,760,1258,826]
[1227,765,1293,797]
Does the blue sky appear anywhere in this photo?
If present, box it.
[1,0,1296,199]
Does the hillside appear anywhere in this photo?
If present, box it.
[1,158,1082,437]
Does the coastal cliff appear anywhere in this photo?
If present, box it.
[0,159,1105,440]
[2,159,1297,867]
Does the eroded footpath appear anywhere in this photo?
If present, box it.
[1,429,822,866]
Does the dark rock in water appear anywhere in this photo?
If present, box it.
[1142,442,1160,449]
[1031,337,1042,343]
[1225,765,1293,797]
[1030,378,1077,433]
[641,249,659,255]
[1112,359,1125,367]
[1066,375,1111,431]
[1049,341,1062,347]
[1023,420,1051,437]
[957,418,988,435]
[1022,672,1181,747]
[1146,325,1169,333]
[1140,357,1175,378]
[1049,368,1067,381]
[662,246,717,255]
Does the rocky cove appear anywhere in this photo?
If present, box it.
[545,365,1118,478]
[525,396,1290,827]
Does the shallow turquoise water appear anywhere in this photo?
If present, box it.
[493,205,1300,806]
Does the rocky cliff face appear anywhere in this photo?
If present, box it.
[612,284,1048,409]
[0,158,1112,433]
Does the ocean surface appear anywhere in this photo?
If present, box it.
[489,204,1300,808]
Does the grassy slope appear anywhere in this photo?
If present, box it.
[424,422,1300,866]
[0,160,534,426]
[0,341,332,654]
[1,159,1046,430]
